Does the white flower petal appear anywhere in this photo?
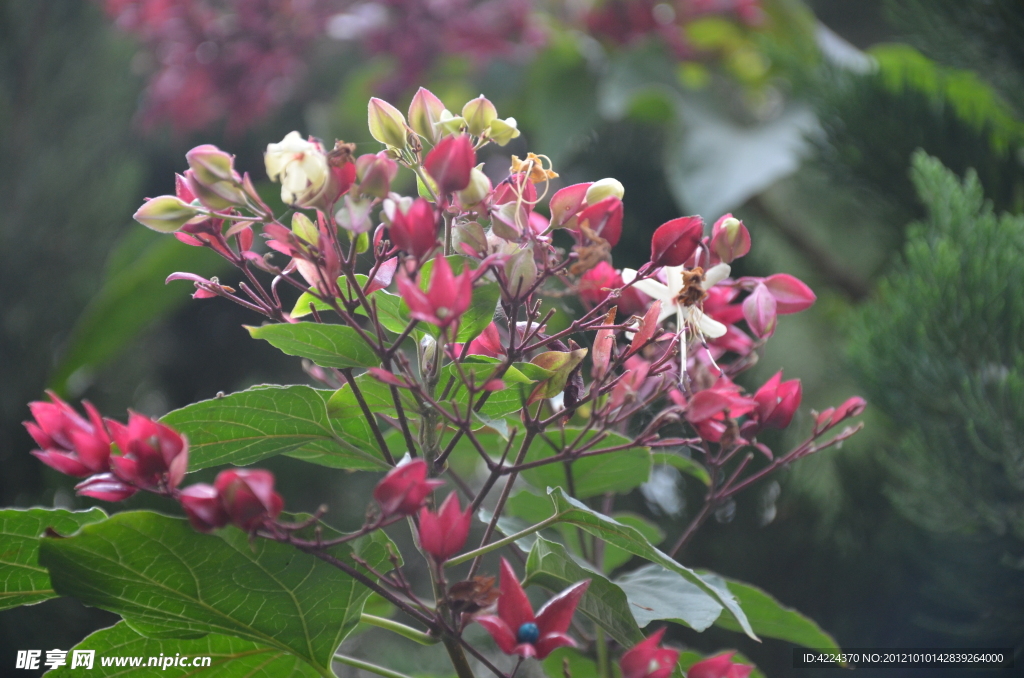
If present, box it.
[704,263,731,288]
[696,310,727,339]
[658,302,677,324]
[631,278,671,301]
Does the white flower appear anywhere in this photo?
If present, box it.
[622,263,730,377]
[265,132,329,206]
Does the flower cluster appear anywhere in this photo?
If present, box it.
[28,86,865,678]
[26,393,284,533]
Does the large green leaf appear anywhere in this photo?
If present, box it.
[523,431,651,498]
[701,573,840,651]
[614,564,723,632]
[39,512,391,677]
[46,621,320,677]
[0,508,107,610]
[525,537,644,647]
[602,513,665,572]
[246,323,380,369]
[546,488,755,639]
[49,232,225,396]
[161,385,388,471]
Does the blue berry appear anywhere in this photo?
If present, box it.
[516,622,540,644]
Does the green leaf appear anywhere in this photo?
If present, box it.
[525,537,644,647]
[700,573,840,650]
[472,411,510,440]
[542,648,598,678]
[456,280,500,343]
[0,508,106,610]
[50,232,225,397]
[290,290,335,319]
[161,385,388,471]
[547,488,756,639]
[46,621,321,677]
[603,513,665,572]
[39,512,392,676]
[247,322,380,369]
[653,451,711,486]
[523,431,651,498]
[614,563,723,632]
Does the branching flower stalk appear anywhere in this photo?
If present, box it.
[25,88,864,678]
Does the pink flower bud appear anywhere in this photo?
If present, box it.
[408,87,447,143]
[418,492,472,562]
[688,651,754,678]
[107,413,188,491]
[753,371,802,429]
[26,393,111,478]
[425,135,476,195]
[650,216,704,267]
[134,196,201,233]
[368,98,409,148]
[355,152,398,199]
[577,196,623,247]
[214,469,284,532]
[710,214,751,263]
[373,458,444,517]
[620,628,679,678]
[742,282,777,338]
[397,255,474,329]
[549,182,591,228]
[179,483,229,532]
[74,473,138,503]
[764,273,815,313]
[389,198,438,259]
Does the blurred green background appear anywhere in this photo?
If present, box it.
[1,0,1021,675]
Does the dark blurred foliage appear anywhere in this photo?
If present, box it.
[885,0,1024,115]
[849,153,1024,646]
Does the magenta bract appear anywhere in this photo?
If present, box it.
[417,492,472,562]
[214,469,284,532]
[475,558,590,659]
[650,216,703,267]
[373,458,445,518]
[620,628,679,678]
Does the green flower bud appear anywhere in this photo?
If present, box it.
[408,87,446,143]
[584,178,625,205]
[435,109,467,137]
[453,220,488,255]
[457,167,492,206]
[291,212,319,245]
[488,117,521,146]
[462,95,497,136]
[368,97,409,148]
[133,196,201,233]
